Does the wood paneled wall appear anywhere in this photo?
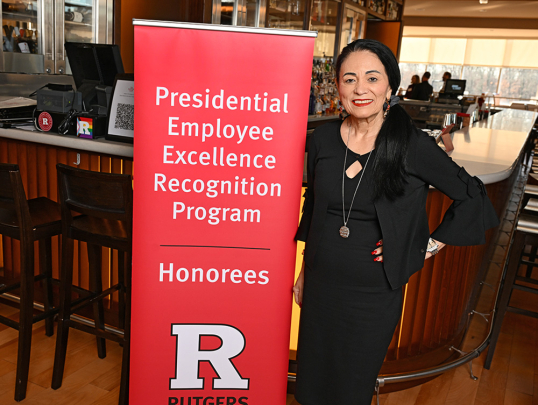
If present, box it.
[0,137,133,322]
[365,21,403,60]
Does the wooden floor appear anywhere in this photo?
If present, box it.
[2,281,538,405]
[286,310,538,405]
[1,302,537,405]
[0,305,121,405]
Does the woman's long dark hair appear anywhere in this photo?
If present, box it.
[336,39,415,201]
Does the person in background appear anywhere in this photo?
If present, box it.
[440,71,452,93]
[404,74,420,99]
[408,72,433,101]
[478,93,486,119]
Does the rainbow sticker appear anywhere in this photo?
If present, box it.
[77,117,93,138]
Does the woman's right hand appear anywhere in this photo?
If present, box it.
[293,260,305,308]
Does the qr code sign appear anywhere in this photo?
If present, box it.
[114,103,134,131]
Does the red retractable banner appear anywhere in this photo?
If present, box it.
[131,20,316,405]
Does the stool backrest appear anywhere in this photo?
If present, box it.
[56,164,133,228]
[0,163,33,238]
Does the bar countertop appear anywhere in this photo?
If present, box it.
[447,108,536,184]
[0,109,536,184]
[0,125,134,158]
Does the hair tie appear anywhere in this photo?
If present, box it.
[389,95,400,107]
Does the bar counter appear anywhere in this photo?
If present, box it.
[2,108,532,185]
[0,109,537,393]
[446,109,536,183]
[0,125,133,158]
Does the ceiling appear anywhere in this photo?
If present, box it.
[403,0,538,19]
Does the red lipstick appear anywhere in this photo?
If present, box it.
[352,99,373,107]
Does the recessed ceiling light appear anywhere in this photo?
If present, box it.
[479,0,488,4]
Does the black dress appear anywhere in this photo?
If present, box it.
[295,131,402,405]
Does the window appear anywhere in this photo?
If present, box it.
[430,38,466,65]
[399,63,426,91]
[425,65,462,92]
[504,40,538,69]
[498,68,538,105]
[464,39,506,66]
[461,66,500,96]
[399,36,538,101]
[400,38,431,63]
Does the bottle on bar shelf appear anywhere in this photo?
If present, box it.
[310,56,337,115]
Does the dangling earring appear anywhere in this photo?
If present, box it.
[339,104,348,119]
[383,98,391,119]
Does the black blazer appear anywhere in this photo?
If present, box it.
[295,121,499,289]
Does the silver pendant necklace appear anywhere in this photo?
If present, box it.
[340,121,372,238]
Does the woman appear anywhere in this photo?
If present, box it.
[292,39,498,405]
[405,74,420,98]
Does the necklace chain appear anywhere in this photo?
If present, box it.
[341,120,372,238]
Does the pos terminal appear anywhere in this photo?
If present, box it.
[34,42,124,138]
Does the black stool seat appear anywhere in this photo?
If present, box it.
[52,163,132,405]
[69,216,130,248]
[0,163,60,402]
[526,184,538,195]
[523,198,538,214]
[519,209,538,226]
[485,212,538,369]
[0,197,61,237]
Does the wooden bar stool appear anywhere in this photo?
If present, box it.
[484,209,538,369]
[51,163,132,405]
[520,187,538,277]
[0,163,61,401]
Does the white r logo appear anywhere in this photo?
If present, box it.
[42,118,49,125]
[79,120,91,134]
[170,324,249,390]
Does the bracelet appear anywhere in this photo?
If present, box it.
[427,238,440,255]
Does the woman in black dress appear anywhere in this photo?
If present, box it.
[292,40,498,405]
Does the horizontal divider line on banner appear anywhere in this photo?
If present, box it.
[160,245,271,250]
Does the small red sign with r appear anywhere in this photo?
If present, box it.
[38,112,53,131]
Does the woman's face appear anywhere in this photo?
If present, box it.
[412,75,419,84]
[337,50,392,122]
